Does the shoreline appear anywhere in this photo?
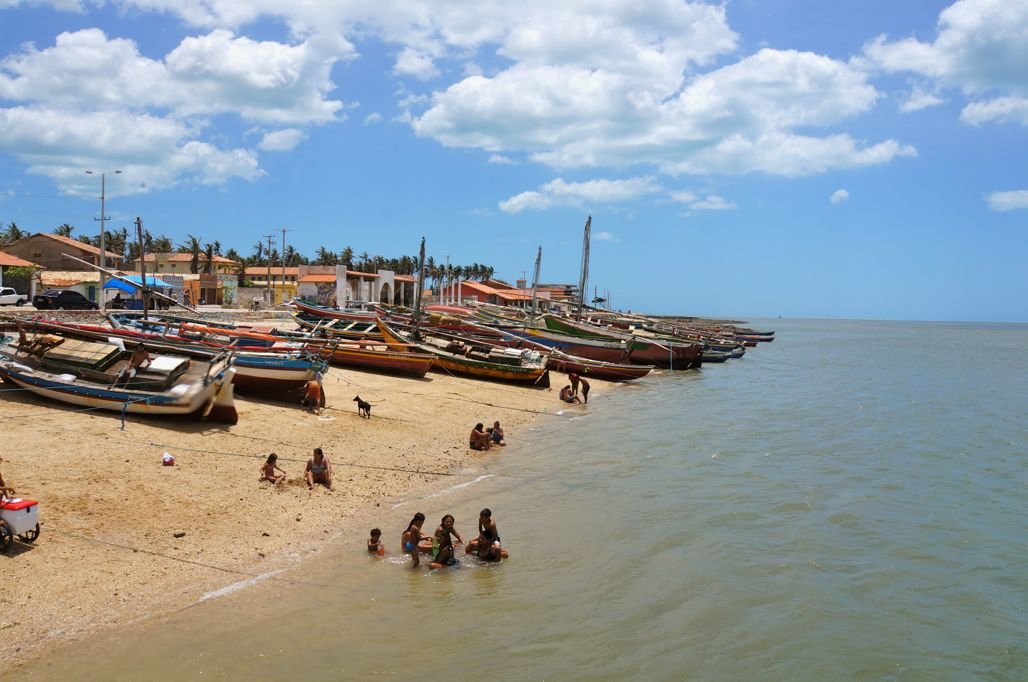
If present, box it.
[0,363,599,672]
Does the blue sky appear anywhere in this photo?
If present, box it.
[1,0,1025,322]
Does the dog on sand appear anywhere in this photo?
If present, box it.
[354,395,371,418]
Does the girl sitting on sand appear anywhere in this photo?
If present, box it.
[259,453,286,484]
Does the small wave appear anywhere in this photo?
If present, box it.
[197,569,285,603]
[390,474,495,509]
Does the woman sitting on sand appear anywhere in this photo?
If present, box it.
[430,514,464,569]
[490,420,506,446]
[304,447,333,491]
[469,423,492,451]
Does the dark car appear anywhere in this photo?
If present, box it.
[32,289,99,310]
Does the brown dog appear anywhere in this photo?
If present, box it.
[353,395,371,418]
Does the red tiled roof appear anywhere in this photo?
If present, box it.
[37,233,122,260]
[244,266,300,276]
[141,252,237,264]
[299,274,336,283]
[0,250,36,267]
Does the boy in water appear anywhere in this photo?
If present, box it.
[465,508,509,561]
[367,528,384,555]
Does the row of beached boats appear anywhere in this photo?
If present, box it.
[0,300,771,425]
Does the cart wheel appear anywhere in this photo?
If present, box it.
[18,523,40,544]
[0,521,12,554]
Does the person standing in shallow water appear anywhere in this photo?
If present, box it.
[569,372,580,397]
[402,513,427,567]
[579,376,590,404]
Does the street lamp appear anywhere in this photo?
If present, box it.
[85,169,122,307]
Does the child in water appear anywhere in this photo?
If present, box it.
[367,528,385,555]
[430,514,464,569]
[402,513,427,567]
[259,453,286,484]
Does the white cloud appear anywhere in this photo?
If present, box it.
[864,0,1028,125]
[417,47,909,177]
[986,189,1028,211]
[488,154,514,164]
[593,231,619,242]
[363,112,383,125]
[900,86,944,113]
[830,189,850,204]
[393,47,440,80]
[258,128,305,152]
[690,195,736,210]
[670,191,698,204]
[499,176,660,214]
[961,97,1028,126]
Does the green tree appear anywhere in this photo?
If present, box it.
[54,223,74,237]
[203,242,215,274]
[339,246,354,270]
[152,235,173,252]
[178,235,202,274]
[1,222,27,246]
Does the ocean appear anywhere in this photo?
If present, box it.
[14,318,1028,681]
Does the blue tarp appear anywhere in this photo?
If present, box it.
[103,275,173,292]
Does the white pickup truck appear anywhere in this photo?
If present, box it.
[0,286,28,306]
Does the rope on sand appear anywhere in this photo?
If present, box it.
[107,438,459,477]
[47,524,334,588]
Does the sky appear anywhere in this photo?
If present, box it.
[0,0,1025,323]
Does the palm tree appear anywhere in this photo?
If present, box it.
[251,241,266,266]
[340,246,354,270]
[53,223,74,237]
[178,235,202,274]
[0,222,27,246]
[203,243,215,274]
[357,251,370,272]
[152,235,173,252]
[314,246,335,265]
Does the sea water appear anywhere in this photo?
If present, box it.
[14,319,1028,681]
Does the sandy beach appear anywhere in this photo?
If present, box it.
[0,359,592,670]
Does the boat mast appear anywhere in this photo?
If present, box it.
[412,237,426,341]
[528,245,542,324]
[576,215,591,321]
[135,216,149,320]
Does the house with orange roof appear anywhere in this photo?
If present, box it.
[2,232,123,272]
[136,252,240,275]
[0,249,39,298]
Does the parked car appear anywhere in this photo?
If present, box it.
[0,287,28,306]
[32,289,99,310]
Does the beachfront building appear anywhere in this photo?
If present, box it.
[0,250,38,297]
[434,279,554,310]
[294,268,416,307]
[135,252,240,276]
[3,233,123,273]
[39,270,101,302]
[243,266,299,305]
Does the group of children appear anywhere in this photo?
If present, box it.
[368,508,508,569]
[469,420,506,451]
[559,372,590,404]
[259,447,334,491]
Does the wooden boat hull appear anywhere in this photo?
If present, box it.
[0,352,237,424]
[316,345,434,378]
[547,351,653,381]
[517,328,630,363]
[290,299,377,321]
[378,321,550,387]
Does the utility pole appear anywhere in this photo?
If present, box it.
[263,233,275,305]
[86,169,121,308]
[280,226,292,304]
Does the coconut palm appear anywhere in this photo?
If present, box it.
[203,243,215,274]
[0,222,27,246]
[177,235,202,274]
[53,223,74,237]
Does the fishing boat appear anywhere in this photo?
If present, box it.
[289,298,378,321]
[545,348,654,381]
[36,319,327,399]
[378,320,550,387]
[0,327,237,424]
[542,314,703,369]
[109,315,433,379]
